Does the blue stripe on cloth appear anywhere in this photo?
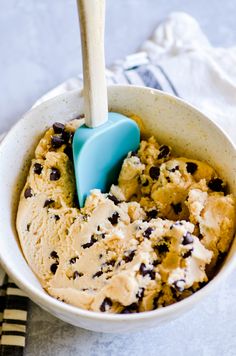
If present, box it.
[123,71,133,84]
[125,65,140,71]
[110,75,118,84]
[135,65,163,90]
[156,64,179,97]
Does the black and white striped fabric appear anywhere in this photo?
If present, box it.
[0,52,179,355]
[0,270,28,356]
[108,53,179,97]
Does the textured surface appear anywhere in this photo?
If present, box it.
[18,125,234,313]
[1,0,236,355]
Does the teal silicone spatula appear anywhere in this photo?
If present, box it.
[73,0,140,207]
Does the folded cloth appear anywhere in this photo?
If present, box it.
[34,12,236,143]
[0,12,236,355]
[0,273,28,356]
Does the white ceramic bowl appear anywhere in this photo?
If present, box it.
[0,86,235,333]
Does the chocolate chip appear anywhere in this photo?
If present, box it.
[157,145,170,160]
[82,235,97,249]
[107,194,120,205]
[50,263,58,274]
[61,130,71,144]
[77,114,85,120]
[146,209,158,220]
[93,270,103,278]
[208,178,225,192]
[26,223,31,232]
[97,225,100,231]
[120,308,134,314]
[153,296,159,309]
[123,250,136,263]
[149,166,160,180]
[120,303,138,314]
[155,243,169,253]
[69,257,78,264]
[153,259,161,266]
[54,215,60,221]
[116,261,122,268]
[73,193,80,208]
[198,233,203,240]
[183,249,193,258]
[24,187,33,199]
[171,202,182,215]
[153,292,163,309]
[217,252,227,264]
[199,281,207,289]
[70,131,75,141]
[99,254,103,259]
[53,122,65,134]
[51,136,65,149]
[105,259,116,267]
[34,163,43,175]
[44,199,54,208]
[142,179,149,187]
[130,150,138,157]
[173,279,185,292]
[81,215,88,223]
[50,251,59,259]
[143,227,153,239]
[64,145,73,160]
[182,232,194,245]
[59,298,65,302]
[139,263,155,280]
[73,271,83,279]
[186,162,198,174]
[170,286,178,299]
[100,297,113,312]
[108,212,120,225]
[170,221,183,230]
[169,165,179,172]
[50,167,61,181]
[136,288,145,301]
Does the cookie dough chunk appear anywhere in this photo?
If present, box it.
[187,180,235,270]
[17,122,80,286]
[17,122,235,314]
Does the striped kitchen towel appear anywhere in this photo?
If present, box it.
[1,12,236,355]
[0,271,28,356]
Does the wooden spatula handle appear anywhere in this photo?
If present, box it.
[77,0,108,128]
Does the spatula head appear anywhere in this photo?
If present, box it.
[72,112,140,207]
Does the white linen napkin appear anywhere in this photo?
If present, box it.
[35,12,236,143]
[0,12,235,354]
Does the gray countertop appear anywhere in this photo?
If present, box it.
[1,1,236,355]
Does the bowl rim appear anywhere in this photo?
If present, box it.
[0,84,235,322]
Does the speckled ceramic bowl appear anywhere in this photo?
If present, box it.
[0,86,235,333]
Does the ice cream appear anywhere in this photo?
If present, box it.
[16,118,235,313]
